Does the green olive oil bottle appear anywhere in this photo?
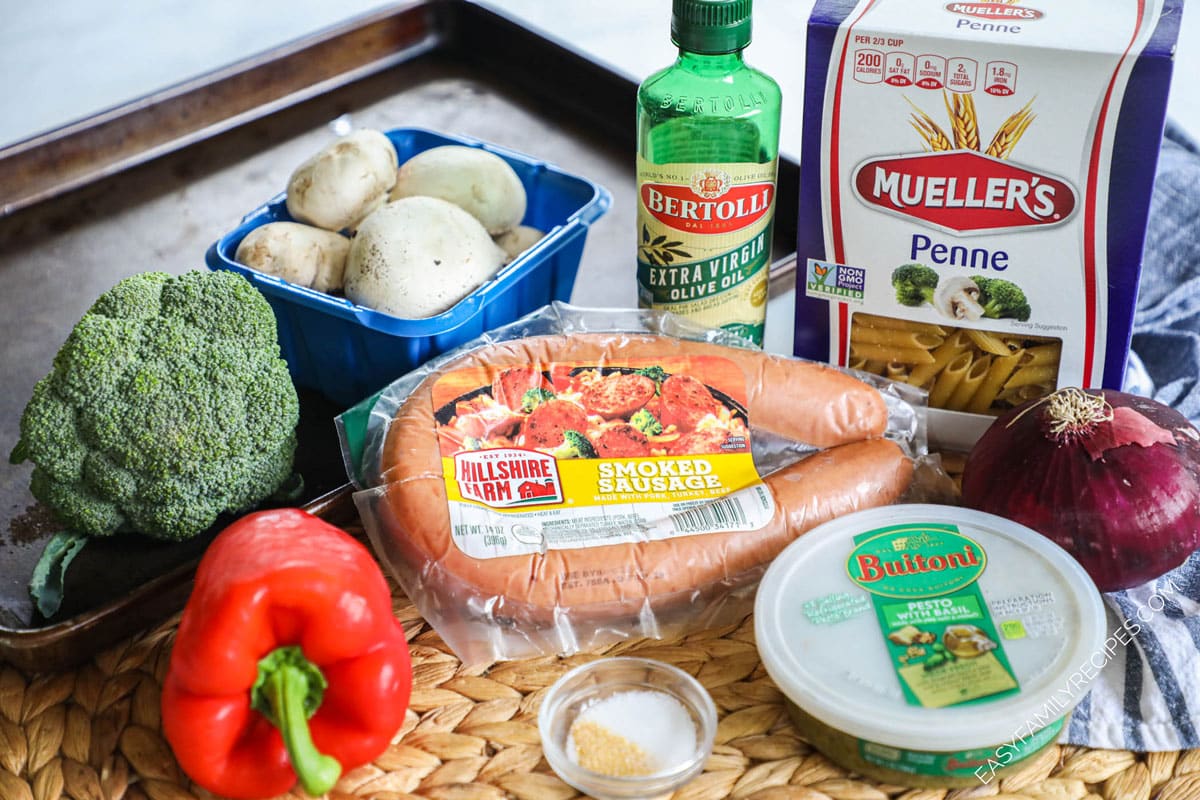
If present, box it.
[636,0,782,345]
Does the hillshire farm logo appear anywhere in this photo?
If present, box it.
[454,448,563,508]
[945,2,1044,20]
[848,527,987,599]
[641,176,774,234]
[852,151,1076,232]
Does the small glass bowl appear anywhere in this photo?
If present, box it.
[538,657,718,800]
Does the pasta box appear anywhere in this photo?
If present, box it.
[792,0,1183,449]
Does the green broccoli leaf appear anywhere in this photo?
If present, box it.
[29,532,89,618]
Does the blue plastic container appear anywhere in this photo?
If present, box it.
[206,127,611,407]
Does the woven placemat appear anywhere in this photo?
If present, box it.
[3,549,1199,800]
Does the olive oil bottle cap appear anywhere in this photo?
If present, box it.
[671,0,753,54]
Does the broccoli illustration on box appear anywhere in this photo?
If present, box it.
[890,264,1030,322]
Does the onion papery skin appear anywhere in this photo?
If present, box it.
[962,390,1200,592]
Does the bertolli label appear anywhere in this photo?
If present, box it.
[637,157,778,345]
[641,176,774,234]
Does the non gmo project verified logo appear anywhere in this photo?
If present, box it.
[806,259,865,303]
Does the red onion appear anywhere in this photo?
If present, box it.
[962,387,1200,591]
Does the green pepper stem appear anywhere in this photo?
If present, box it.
[257,649,341,797]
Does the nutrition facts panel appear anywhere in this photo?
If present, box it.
[854,49,1016,94]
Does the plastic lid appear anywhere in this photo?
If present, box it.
[755,504,1107,752]
[671,0,753,54]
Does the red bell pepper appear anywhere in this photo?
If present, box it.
[161,509,412,799]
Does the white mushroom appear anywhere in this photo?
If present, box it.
[286,129,399,232]
[494,225,545,261]
[234,222,350,293]
[933,276,985,321]
[344,196,507,318]
[390,145,526,235]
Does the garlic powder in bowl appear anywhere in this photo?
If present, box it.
[755,504,1106,789]
[539,657,716,799]
[567,689,696,776]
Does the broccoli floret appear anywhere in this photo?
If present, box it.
[520,387,555,413]
[629,409,663,436]
[11,270,300,543]
[550,430,597,459]
[975,277,1031,321]
[891,264,940,307]
[970,275,994,295]
[633,365,669,390]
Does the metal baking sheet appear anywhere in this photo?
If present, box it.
[0,0,801,672]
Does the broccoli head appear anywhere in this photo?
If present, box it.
[520,387,555,413]
[11,270,300,543]
[550,430,597,460]
[974,277,1031,321]
[629,408,663,436]
[891,264,940,307]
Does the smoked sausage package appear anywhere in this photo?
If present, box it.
[341,303,942,664]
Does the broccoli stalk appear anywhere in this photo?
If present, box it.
[520,387,555,413]
[10,270,301,616]
[891,264,940,307]
[550,430,597,459]
[629,409,663,436]
[972,276,1031,321]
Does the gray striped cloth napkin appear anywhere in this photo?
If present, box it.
[1064,122,1200,751]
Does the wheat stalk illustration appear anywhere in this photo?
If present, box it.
[984,98,1037,159]
[906,93,1035,159]
[906,97,954,152]
[944,90,981,151]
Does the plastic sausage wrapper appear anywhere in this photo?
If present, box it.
[338,303,950,664]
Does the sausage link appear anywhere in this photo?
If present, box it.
[370,333,908,618]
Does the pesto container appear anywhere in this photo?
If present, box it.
[755,504,1106,789]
